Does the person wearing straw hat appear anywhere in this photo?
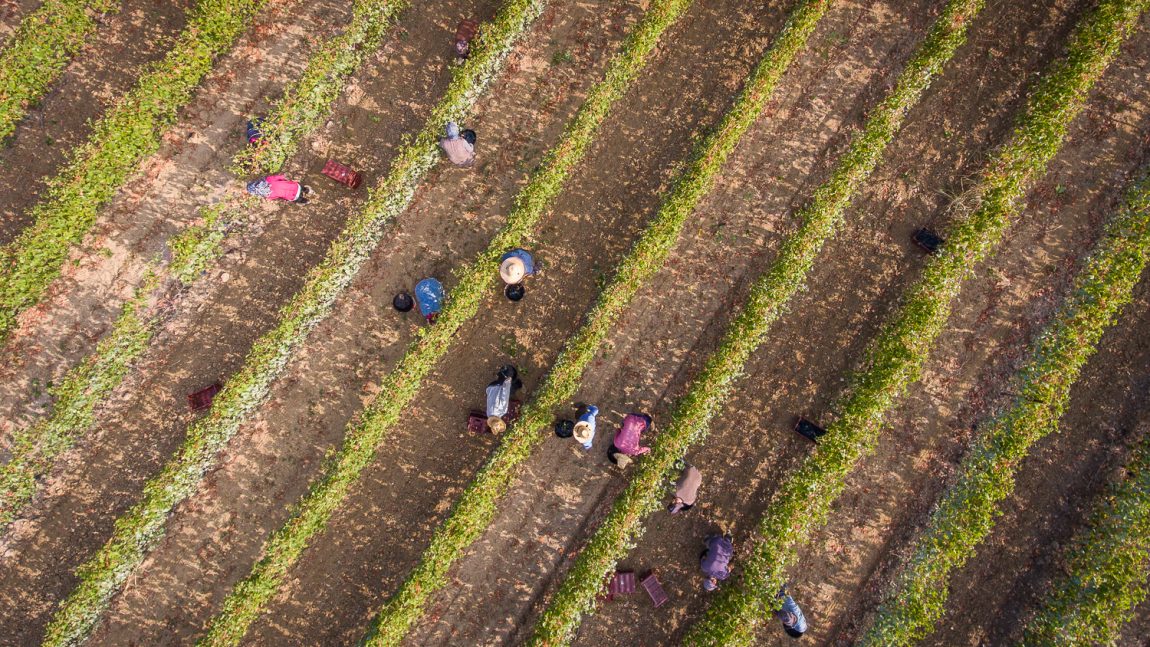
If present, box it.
[485,365,521,434]
[607,412,652,468]
[668,463,701,514]
[699,533,733,591]
[499,248,535,301]
[572,404,599,451]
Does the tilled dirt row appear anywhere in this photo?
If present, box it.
[0,0,41,39]
[923,174,1150,645]
[393,0,1118,643]
[0,0,193,244]
[0,0,350,439]
[927,279,1150,647]
[86,1,637,644]
[820,15,1150,646]
[0,0,474,640]
[207,0,788,642]
[392,0,961,643]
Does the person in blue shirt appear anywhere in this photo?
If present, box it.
[499,248,535,301]
[775,587,809,638]
[571,405,599,450]
[414,277,444,323]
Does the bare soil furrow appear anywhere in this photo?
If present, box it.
[86,1,635,645]
[0,0,482,640]
[372,0,953,643]
[0,0,42,37]
[0,0,192,243]
[219,0,802,643]
[551,0,1110,644]
[921,179,1150,645]
[0,0,351,444]
[814,20,1150,646]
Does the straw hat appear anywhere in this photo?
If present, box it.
[614,453,633,469]
[500,257,526,284]
[572,421,594,444]
[487,416,506,434]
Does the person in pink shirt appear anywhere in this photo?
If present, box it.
[608,413,652,468]
[246,174,312,203]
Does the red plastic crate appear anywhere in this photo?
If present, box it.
[321,159,362,189]
[188,382,222,412]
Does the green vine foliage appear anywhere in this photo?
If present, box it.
[860,168,1150,646]
[508,0,836,643]
[0,0,119,142]
[0,0,268,346]
[526,0,984,644]
[1022,431,1150,646]
[684,0,1148,645]
[231,0,409,175]
[200,1,697,644]
[0,0,408,547]
[40,1,548,645]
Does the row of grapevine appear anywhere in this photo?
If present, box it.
[342,1,831,645]
[1022,429,1150,644]
[859,165,1150,645]
[525,0,985,643]
[683,0,1148,644]
[40,0,550,643]
[232,0,408,175]
[0,0,272,345]
[0,0,409,536]
[0,0,118,141]
[198,0,700,642]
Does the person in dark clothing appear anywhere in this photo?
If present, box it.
[699,533,733,591]
[774,587,809,638]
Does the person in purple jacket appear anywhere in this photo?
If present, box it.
[699,533,734,591]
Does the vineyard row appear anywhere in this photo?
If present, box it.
[40,0,549,643]
[526,0,985,643]
[861,164,1150,645]
[685,0,1148,644]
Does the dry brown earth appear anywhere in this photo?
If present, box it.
[86,0,637,644]
[0,0,193,243]
[0,0,350,443]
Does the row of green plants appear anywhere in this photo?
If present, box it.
[0,0,118,141]
[232,0,408,175]
[41,0,550,643]
[1022,429,1150,645]
[345,0,831,644]
[198,0,702,643]
[0,0,269,346]
[527,0,985,643]
[859,166,1150,645]
[684,0,1148,644]
[0,0,411,541]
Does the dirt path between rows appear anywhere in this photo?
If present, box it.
[87,1,635,644]
[0,0,350,444]
[922,185,1150,646]
[820,17,1150,646]
[0,0,41,38]
[229,0,783,641]
[0,0,193,243]
[443,0,1110,644]
[0,0,376,640]
[381,0,956,643]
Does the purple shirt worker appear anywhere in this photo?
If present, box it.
[700,534,733,591]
